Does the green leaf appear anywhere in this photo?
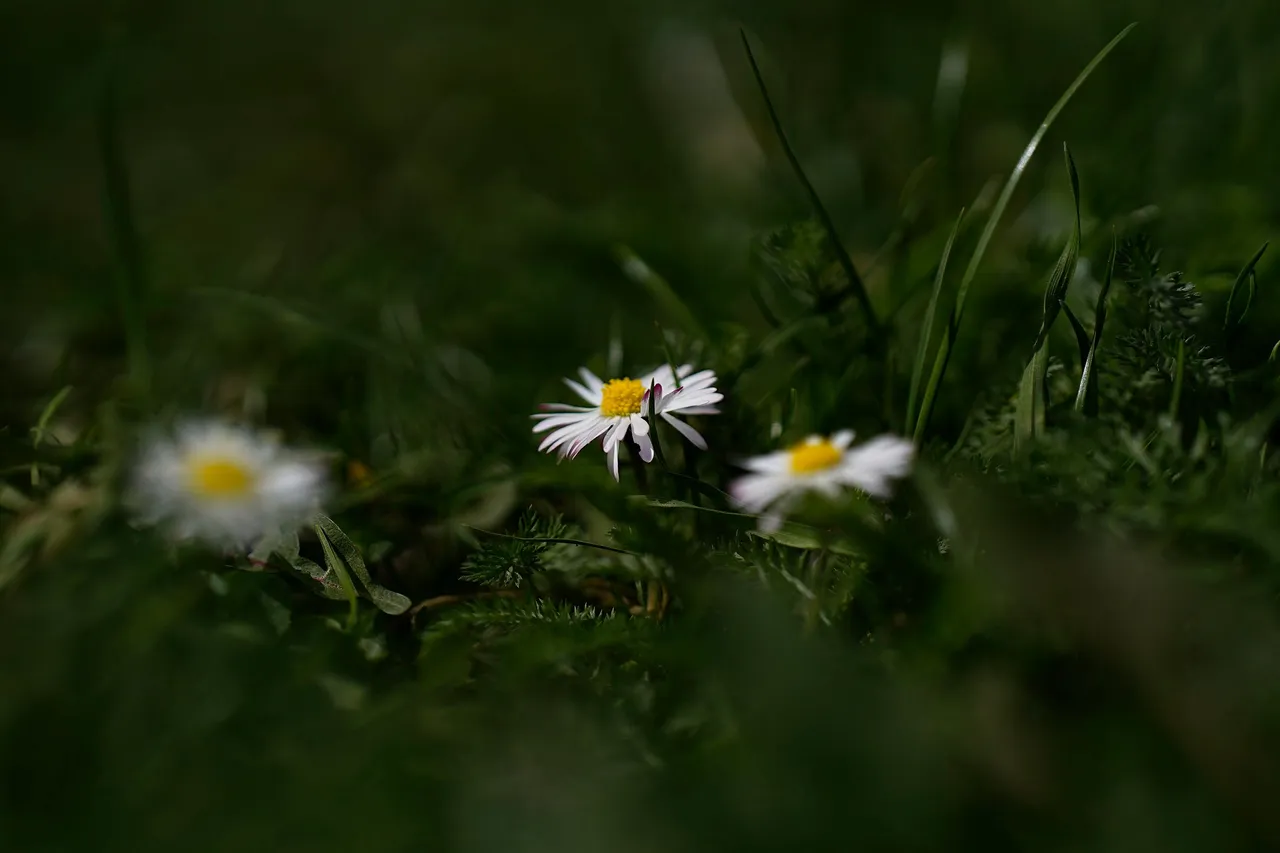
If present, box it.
[907,208,965,438]
[1075,231,1117,414]
[1223,241,1269,334]
[912,23,1135,439]
[315,514,412,616]
[748,527,859,557]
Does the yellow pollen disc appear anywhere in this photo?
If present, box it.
[187,456,256,498]
[599,378,646,418]
[788,439,842,474]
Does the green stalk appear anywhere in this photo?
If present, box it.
[740,29,881,339]
[913,23,1136,439]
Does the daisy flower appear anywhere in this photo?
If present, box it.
[532,363,723,480]
[130,419,328,550]
[729,430,914,531]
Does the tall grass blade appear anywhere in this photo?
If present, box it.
[739,29,881,338]
[1224,241,1269,334]
[98,54,151,395]
[1075,231,1117,414]
[614,245,707,340]
[913,23,1136,439]
[907,209,965,437]
[1013,144,1083,453]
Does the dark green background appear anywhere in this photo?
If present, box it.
[4,2,1280,851]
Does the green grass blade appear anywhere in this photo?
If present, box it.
[1224,241,1269,334]
[1013,346,1050,455]
[1170,338,1186,418]
[613,245,707,340]
[1062,303,1091,371]
[739,29,881,338]
[97,55,151,395]
[1013,144,1084,453]
[1075,231,1117,414]
[906,208,965,433]
[912,23,1136,440]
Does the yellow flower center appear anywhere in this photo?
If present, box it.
[788,439,842,474]
[599,378,646,418]
[187,456,256,498]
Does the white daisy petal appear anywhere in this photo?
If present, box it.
[607,442,621,481]
[602,418,632,452]
[532,413,594,433]
[660,412,707,450]
[130,419,328,551]
[728,473,789,512]
[633,431,655,463]
[740,451,791,474]
[728,429,913,529]
[566,418,613,459]
[676,369,716,389]
[664,390,723,411]
[577,367,605,395]
[837,434,915,498]
[533,362,721,475]
[538,419,593,452]
[563,377,600,405]
[646,383,664,414]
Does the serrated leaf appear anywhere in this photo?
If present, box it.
[315,514,411,616]
[748,526,859,556]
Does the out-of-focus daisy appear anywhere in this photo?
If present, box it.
[532,363,722,480]
[130,419,328,550]
[729,430,913,531]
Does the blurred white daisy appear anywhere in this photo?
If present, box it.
[532,363,723,480]
[130,419,328,550]
[729,430,914,531]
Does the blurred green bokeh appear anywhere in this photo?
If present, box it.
[5,1,1280,851]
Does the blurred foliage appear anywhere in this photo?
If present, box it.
[5,0,1280,851]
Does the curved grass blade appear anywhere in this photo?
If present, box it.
[315,514,411,616]
[98,53,151,394]
[1170,338,1186,418]
[1014,144,1083,454]
[614,245,707,340]
[739,29,881,338]
[907,208,965,437]
[913,23,1136,439]
[1062,303,1091,371]
[1075,231,1117,414]
[1224,241,1269,334]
